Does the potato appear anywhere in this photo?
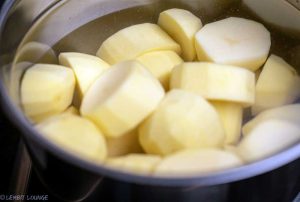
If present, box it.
[21,64,75,123]
[158,8,202,61]
[97,23,181,64]
[211,101,243,145]
[170,62,255,106]
[136,50,183,89]
[155,149,242,175]
[195,17,270,71]
[64,106,79,115]
[237,119,300,162]
[252,55,300,115]
[107,129,143,157]
[139,90,224,155]
[243,104,300,135]
[81,60,165,138]
[36,114,107,162]
[59,52,110,97]
[106,154,161,174]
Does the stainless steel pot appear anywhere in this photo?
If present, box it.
[0,0,300,201]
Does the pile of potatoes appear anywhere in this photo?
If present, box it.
[21,8,300,176]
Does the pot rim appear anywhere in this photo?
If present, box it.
[0,0,300,187]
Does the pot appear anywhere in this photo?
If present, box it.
[0,0,300,201]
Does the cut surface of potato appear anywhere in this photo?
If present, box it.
[155,149,242,175]
[21,64,75,123]
[195,17,270,71]
[36,114,107,162]
[243,104,300,135]
[158,8,202,61]
[107,129,143,157]
[237,119,300,162]
[59,52,110,97]
[106,154,161,174]
[81,60,165,138]
[139,89,224,155]
[252,55,300,115]
[97,23,181,65]
[170,62,255,106]
[64,106,79,115]
[211,101,243,145]
[136,51,183,89]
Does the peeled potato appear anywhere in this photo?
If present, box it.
[211,101,243,145]
[252,55,300,115]
[106,154,161,174]
[195,17,270,71]
[36,114,107,162]
[237,119,300,162]
[158,8,202,61]
[64,106,79,115]
[139,89,224,155]
[243,104,300,135]
[170,62,255,106]
[59,52,110,97]
[21,64,75,123]
[107,129,143,157]
[155,149,242,175]
[136,51,183,89]
[97,23,181,65]
[81,60,165,138]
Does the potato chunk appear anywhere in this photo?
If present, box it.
[36,114,107,162]
[252,55,300,115]
[136,51,183,89]
[170,62,255,106]
[21,64,75,123]
[195,17,270,71]
[81,60,165,138]
[155,149,242,175]
[97,23,181,64]
[139,90,224,155]
[158,8,202,61]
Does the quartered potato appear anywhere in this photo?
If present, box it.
[238,119,300,162]
[170,62,255,106]
[195,17,270,71]
[155,149,243,175]
[136,50,183,89]
[81,60,165,138]
[106,154,161,174]
[252,55,300,115]
[107,129,143,157]
[158,8,202,61]
[21,64,75,123]
[59,52,110,97]
[97,23,181,65]
[243,104,300,135]
[211,101,243,145]
[36,114,107,162]
[139,90,224,155]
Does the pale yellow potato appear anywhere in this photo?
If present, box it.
[64,106,79,115]
[36,114,107,162]
[155,149,242,175]
[21,64,75,123]
[106,154,161,174]
[106,129,143,157]
[211,101,243,145]
[195,17,270,71]
[243,104,300,136]
[81,60,165,138]
[59,52,110,97]
[139,90,224,156]
[158,8,202,61]
[97,23,181,65]
[136,51,183,89]
[252,55,300,115]
[170,62,255,106]
[237,119,300,162]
